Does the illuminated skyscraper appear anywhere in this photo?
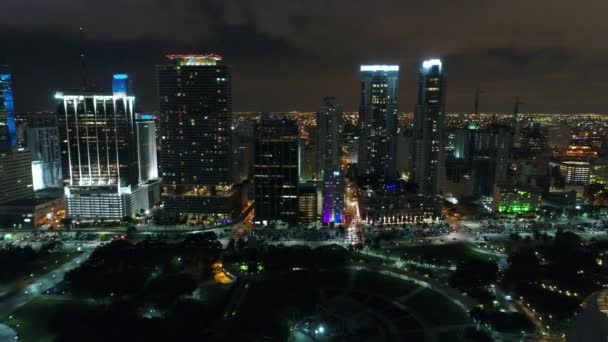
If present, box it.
[358,65,399,185]
[253,117,299,225]
[413,59,446,194]
[136,114,158,183]
[156,54,237,223]
[317,97,344,224]
[56,91,149,220]
[112,73,133,96]
[0,65,17,152]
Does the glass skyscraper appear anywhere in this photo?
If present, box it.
[156,54,237,223]
[0,65,17,152]
[358,65,399,186]
[413,59,446,194]
[253,117,299,225]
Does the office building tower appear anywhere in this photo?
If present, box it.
[56,91,156,220]
[298,181,319,224]
[112,74,133,96]
[317,96,344,224]
[24,113,63,191]
[0,149,34,204]
[27,126,63,190]
[413,59,446,194]
[253,117,299,225]
[157,54,238,223]
[136,114,158,183]
[0,66,17,152]
[358,64,399,185]
[233,120,255,183]
[472,124,513,186]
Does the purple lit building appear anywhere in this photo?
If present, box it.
[317,97,344,224]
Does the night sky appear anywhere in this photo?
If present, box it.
[1,0,607,113]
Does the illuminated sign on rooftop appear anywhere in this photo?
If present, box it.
[113,74,128,80]
[422,59,442,72]
[166,53,223,66]
[360,65,399,72]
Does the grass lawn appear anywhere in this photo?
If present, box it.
[403,288,471,325]
[386,243,498,264]
[0,252,81,293]
[353,271,419,298]
[5,298,100,342]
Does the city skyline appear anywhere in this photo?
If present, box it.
[3,1,608,113]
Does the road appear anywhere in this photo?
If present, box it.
[0,250,92,318]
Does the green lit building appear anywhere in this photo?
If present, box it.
[493,185,542,214]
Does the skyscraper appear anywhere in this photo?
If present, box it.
[0,65,17,152]
[56,92,142,220]
[112,73,133,97]
[157,54,237,223]
[136,114,158,183]
[0,149,33,204]
[358,65,399,185]
[413,59,446,194]
[27,125,63,190]
[317,96,344,224]
[253,117,299,225]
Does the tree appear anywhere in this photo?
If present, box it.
[226,238,235,252]
[143,273,198,310]
[449,259,499,290]
[236,238,247,251]
[60,217,73,229]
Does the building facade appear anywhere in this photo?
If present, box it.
[27,125,63,190]
[0,149,34,204]
[56,92,147,220]
[317,97,344,224]
[253,117,299,225]
[157,54,238,223]
[358,65,399,185]
[413,59,446,195]
[0,65,17,153]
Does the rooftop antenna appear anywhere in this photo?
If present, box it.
[79,26,88,91]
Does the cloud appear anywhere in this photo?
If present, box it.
[2,0,608,113]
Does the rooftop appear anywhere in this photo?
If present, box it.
[166,53,223,66]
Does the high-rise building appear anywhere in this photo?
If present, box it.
[0,149,34,204]
[413,59,446,194]
[25,113,63,191]
[0,65,17,152]
[56,91,151,220]
[472,124,513,186]
[358,65,399,185]
[157,54,238,223]
[136,114,158,183]
[298,181,319,224]
[317,96,344,224]
[253,117,299,225]
[112,73,133,96]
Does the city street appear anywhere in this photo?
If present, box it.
[0,250,92,318]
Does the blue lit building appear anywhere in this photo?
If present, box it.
[112,73,133,96]
[0,66,17,152]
